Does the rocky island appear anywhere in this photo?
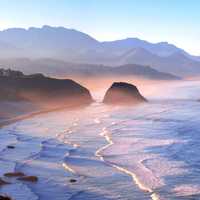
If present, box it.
[103,82,147,104]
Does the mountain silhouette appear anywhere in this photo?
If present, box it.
[0,26,199,76]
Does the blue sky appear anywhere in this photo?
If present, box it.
[0,0,199,55]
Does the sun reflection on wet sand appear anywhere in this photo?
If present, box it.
[62,162,76,174]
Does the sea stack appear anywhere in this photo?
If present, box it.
[103,82,147,104]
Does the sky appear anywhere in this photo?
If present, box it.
[0,0,199,55]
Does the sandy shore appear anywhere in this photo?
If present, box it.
[0,101,91,128]
[0,101,40,127]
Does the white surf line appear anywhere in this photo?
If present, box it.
[58,120,80,175]
[62,143,79,175]
[95,127,161,200]
[94,118,101,124]
[62,162,76,174]
[63,117,102,177]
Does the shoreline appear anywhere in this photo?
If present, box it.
[0,102,92,129]
[95,127,161,200]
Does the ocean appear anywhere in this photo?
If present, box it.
[1,80,200,200]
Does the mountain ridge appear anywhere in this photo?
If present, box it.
[0,25,199,76]
[0,58,180,80]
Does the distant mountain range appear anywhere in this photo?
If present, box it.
[0,25,199,77]
[0,58,179,80]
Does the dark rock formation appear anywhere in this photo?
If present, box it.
[4,172,25,177]
[7,145,15,149]
[69,179,77,183]
[0,69,93,107]
[17,176,38,182]
[0,195,12,200]
[103,82,147,104]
